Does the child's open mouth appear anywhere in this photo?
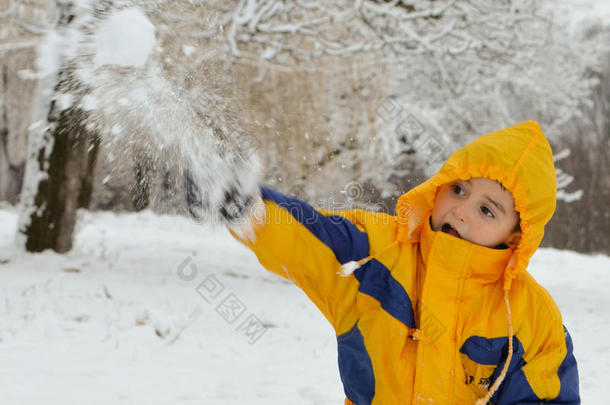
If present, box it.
[441,223,461,239]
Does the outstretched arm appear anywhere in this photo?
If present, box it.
[229,186,398,335]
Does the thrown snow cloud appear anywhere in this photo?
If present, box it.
[38,2,261,227]
[94,8,155,68]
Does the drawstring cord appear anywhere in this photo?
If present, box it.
[476,254,518,404]
[337,240,399,277]
[475,288,514,405]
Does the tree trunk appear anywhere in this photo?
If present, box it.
[23,104,97,253]
[18,2,99,253]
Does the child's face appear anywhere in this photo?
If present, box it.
[430,178,521,248]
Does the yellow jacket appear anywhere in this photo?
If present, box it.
[233,121,579,404]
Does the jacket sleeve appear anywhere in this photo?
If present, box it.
[230,186,398,335]
[492,321,580,404]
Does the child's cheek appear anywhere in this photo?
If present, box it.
[471,222,491,245]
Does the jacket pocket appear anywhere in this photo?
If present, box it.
[459,335,526,401]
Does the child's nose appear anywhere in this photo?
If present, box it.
[452,204,468,223]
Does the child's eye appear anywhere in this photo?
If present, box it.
[481,206,495,218]
[451,185,465,196]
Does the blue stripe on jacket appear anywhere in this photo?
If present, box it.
[337,323,376,405]
[354,259,416,329]
[260,187,369,264]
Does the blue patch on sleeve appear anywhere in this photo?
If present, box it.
[555,326,580,403]
[337,322,375,404]
[260,187,369,264]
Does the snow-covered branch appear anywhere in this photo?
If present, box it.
[205,0,544,69]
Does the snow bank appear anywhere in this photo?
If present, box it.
[0,208,608,403]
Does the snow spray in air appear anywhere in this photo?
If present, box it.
[41,0,261,225]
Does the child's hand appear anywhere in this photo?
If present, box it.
[226,193,266,241]
[185,171,262,234]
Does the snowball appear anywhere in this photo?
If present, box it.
[93,8,155,69]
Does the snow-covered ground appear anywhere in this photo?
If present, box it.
[0,207,608,404]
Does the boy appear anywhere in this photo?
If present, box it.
[230,121,580,404]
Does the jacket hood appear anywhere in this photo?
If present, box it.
[395,121,557,290]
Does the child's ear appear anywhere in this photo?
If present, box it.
[506,231,521,248]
